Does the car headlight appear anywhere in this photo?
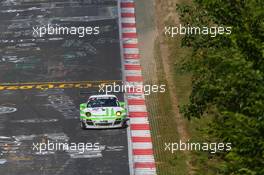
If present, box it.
[86,112,91,117]
[116,111,122,116]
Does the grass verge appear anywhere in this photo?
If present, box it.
[136,0,223,174]
[145,39,189,175]
[165,4,224,175]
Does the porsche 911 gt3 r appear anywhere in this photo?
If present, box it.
[80,95,128,129]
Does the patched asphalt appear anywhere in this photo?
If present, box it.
[0,0,129,174]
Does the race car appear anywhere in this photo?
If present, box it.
[79,94,128,129]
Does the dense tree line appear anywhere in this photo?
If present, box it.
[176,0,264,174]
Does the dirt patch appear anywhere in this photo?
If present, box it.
[136,0,194,174]
[155,0,190,152]
[155,1,194,174]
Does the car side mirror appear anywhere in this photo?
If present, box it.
[119,102,125,108]
[80,103,86,110]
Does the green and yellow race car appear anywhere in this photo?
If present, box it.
[80,94,128,129]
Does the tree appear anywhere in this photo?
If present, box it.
[177,0,264,174]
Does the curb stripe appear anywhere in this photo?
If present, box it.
[129,112,148,118]
[130,117,149,124]
[122,17,136,23]
[125,65,142,70]
[135,162,156,169]
[131,130,151,137]
[133,149,154,155]
[124,54,140,59]
[123,33,137,38]
[123,27,137,33]
[122,23,136,28]
[124,61,140,64]
[126,89,144,94]
[124,48,139,54]
[120,0,157,174]
[125,70,142,76]
[131,124,150,130]
[121,2,135,8]
[128,99,145,105]
[128,105,147,112]
[122,13,136,18]
[123,38,138,45]
[123,43,138,48]
[127,94,145,100]
[121,8,135,13]
[132,137,152,142]
[126,76,143,82]
[133,143,153,149]
[134,155,155,162]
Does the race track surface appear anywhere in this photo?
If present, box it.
[0,0,129,174]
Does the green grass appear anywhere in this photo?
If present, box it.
[144,39,189,175]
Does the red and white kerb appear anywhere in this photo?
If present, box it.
[120,0,157,174]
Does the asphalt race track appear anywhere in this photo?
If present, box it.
[0,0,129,174]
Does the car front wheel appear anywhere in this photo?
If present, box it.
[80,121,86,130]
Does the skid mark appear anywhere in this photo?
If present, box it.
[13,132,69,142]
[11,118,58,123]
[46,94,79,120]
[106,146,125,152]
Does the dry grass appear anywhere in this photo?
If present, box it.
[146,40,189,175]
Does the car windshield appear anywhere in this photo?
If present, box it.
[87,97,119,108]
